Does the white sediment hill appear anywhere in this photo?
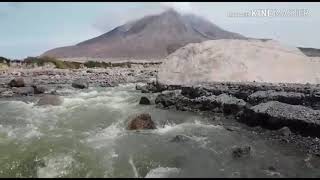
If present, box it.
[157,39,320,85]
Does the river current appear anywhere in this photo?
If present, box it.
[0,83,319,178]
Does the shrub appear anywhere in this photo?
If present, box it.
[23,56,81,69]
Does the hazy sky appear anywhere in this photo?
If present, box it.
[0,2,319,59]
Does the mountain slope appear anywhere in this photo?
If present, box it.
[42,9,246,60]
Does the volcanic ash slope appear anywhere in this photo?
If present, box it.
[157,39,320,86]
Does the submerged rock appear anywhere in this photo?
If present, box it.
[170,135,192,143]
[239,101,320,137]
[37,94,64,106]
[232,145,251,158]
[127,113,156,130]
[139,96,151,105]
[72,79,89,89]
[8,77,25,87]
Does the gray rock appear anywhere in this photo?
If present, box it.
[277,126,292,137]
[32,85,47,94]
[239,101,320,137]
[37,95,64,106]
[247,90,306,106]
[8,77,25,87]
[12,87,34,96]
[155,90,182,108]
[215,94,247,114]
[139,96,151,105]
[136,84,149,93]
[72,79,89,89]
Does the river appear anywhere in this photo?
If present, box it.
[0,83,319,178]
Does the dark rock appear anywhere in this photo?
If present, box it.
[267,166,276,171]
[170,135,192,143]
[72,79,89,89]
[32,85,47,94]
[139,96,151,105]
[231,145,251,158]
[12,87,34,96]
[127,113,156,130]
[181,86,210,99]
[239,101,320,137]
[8,78,25,87]
[214,94,247,114]
[155,90,182,108]
[225,126,240,132]
[37,94,64,106]
[247,90,307,106]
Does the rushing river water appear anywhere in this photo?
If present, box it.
[0,83,319,178]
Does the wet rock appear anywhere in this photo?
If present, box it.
[12,87,34,96]
[155,90,182,108]
[72,79,89,89]
[37,94,64,106]
[215,94,247,114]
[170,135,192,143]
[231,145,251,158]
[277,126,292,137]
[239,101,320,137]
[139,96,151,105]
[247,90,307,106]
[32,85,47,94]
[127,113,156,130]
[8,77,25,87]
[181,86,210,99]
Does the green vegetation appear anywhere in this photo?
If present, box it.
[0,56,11,66]
[23,56,82,69]
[0,55,160,69]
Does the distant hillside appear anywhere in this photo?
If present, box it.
[298,47,320,57]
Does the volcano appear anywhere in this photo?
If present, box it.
[42,9,246,60]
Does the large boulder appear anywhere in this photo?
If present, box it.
[8,78,25,87]
[72,79,89,89]
[37,94,64,106]
[127,113,156,130]
[239,101,320,137]
[157,39,320,86]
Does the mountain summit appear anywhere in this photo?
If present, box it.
[42,9,246,60]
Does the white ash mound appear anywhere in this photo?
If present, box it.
[158,39,320,86]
